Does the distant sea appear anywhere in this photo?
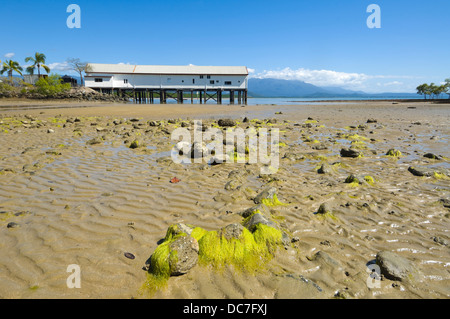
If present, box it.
[245,96,423,105]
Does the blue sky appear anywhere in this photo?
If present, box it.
[1,0,449,93]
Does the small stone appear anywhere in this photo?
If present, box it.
[7,222,20,229]
[367,118,378,123]
[47,129,54,133]
[124,252,135,259]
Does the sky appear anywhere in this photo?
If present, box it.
[1,0,449,93]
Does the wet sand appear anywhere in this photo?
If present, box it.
[0,100,449,299]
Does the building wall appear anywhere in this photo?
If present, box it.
[85,73,247,90]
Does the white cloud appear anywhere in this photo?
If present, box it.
[47,62,71,71]
[247,68,255,74]
[4,52,15,58]
[249,67,418,93]
[250,67,370,87]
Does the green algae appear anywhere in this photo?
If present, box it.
[261,193,286,207]
[386,149,402,157]
[364,175,375,185]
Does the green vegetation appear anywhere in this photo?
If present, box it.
[25,52,50,77]
[416,79,450,100]
[1,60,23,81]
[32,74,71,97]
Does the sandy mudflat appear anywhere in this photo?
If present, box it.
[0,99,449,299]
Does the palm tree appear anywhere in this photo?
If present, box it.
[25,52,50,77]
[0,60,23,82]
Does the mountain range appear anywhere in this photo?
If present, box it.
[247,78,417,99]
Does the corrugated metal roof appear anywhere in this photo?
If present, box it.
[87,63,248,75]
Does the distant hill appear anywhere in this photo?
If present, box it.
[248,78,417,99]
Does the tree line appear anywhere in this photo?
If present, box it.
[416,79,450,100]
[0,52,90,86]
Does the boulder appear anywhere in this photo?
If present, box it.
[340,148,361,158]
[217,119,236,127]
[167,235,199,276]
[375,251,417,281]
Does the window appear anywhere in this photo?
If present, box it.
[182,80,184,83]
[207,75,211,79]
[95,78,103,83]
[192,79,195,84]
[224,81,232,85]
[210,80,215,85]
[216,80,219,83]
[124,79,128,84]
[200,75,204,79]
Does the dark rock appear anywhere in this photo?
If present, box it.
[340,148,361,158]
[407,166,434,177]
[431,236,449,246]
[7,222,20,229]
[217,119,236,127]
[367,118,378,123]
[317,202,332,215]
[439,198,450,208]
[86,137,102,145]
[423,153,442,160]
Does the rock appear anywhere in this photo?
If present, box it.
[312,144,328,150]
[367,118,378,123]
[375,251,417,281]
[407,166,434,177]
[7,222,20,229]
[317,202,332,215]
[217,119,236,127]
[317,163,332,174]
[423,153,442,160]
[242,212,278,232]
[47,129,54,133]
[224,179,241,190]
[431,236,449,246]
[86,137,102,145]
[311,251,342,269]
[439,198,450,208]
[148,121,158,126]
[167,235,199,276]
[253,187,277,204]
[340,148,361,158]
[219,223,245,240]
[129,140,140,149]
[239,204,271,219]
[96,127,107,132]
